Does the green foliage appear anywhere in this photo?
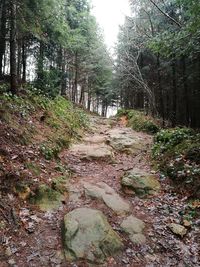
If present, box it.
[34,68,62,98]
[116,109,129,117]
[46,96,88,131]
[0,88,88,160]
[25,162,41,176]
[152,128,200,196]
[51,175,69,193]
[152,128,194,157]
[117,109,160,134]
[115,0,200,128]
[40,143,61,160]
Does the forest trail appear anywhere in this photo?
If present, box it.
[1,115,199,267]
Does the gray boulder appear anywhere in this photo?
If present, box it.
[121,168,160,196]
[84,182,130,215]
[62,208,123,264]
[120,215,146,245]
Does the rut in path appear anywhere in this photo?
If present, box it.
[3,115,199,267]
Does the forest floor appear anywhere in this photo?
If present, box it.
[0,115,200,267]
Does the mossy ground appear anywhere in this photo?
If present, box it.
[117,109,160,134]
[152,128,200,197]
[0,87,88,204]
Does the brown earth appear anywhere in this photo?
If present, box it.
[0,115,199,267]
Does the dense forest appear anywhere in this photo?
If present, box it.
[115,0,200,128]
[0,0,113,115]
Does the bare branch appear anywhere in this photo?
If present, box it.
[148,0,182,28]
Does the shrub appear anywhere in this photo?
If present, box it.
[117,109,160,134]
[152,128,200,197]
[40,143,61,160]
[116,108,129,117]
[152,128,194,157]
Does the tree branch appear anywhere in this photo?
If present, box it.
[148,0,182,28]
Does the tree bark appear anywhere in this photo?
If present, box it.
[10,0,18,94]
[22,37,27,83]
[171,57,177,127]
[17,37,22,82]
[72,52,78,102]
[37,41,44,82]
[157,53,165,126]
[61,48,67,96]
[181,56,190,126]
[0,0,7,78]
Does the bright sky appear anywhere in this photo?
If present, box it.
[91,0,130,50]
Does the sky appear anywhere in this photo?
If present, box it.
[91,0,130,51]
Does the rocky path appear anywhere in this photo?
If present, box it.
[2,115,200,267]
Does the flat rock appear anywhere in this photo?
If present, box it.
[121,168,160,196]
[84,182,130,215]
[70,143,113,161]
[168,223,187,237]
[83,135,106,144]
[120,215,145,234]
[106,128,144,154]
[62,208,123,264]
[129,233,146,245]
[120,216,146,245]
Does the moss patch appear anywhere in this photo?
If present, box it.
[52,175,70,194]
[30,184,65,211]
[117,109,160,134]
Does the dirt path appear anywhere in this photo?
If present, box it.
[1,115,199,267]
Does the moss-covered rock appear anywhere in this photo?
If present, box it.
[31,184,64,211]
[121,169,160,197]
[168,223,187,238]
[62,208,123,264]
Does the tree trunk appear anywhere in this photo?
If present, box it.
[171,57,177,127]
[181,56,190,126]
[10,0,18,94]
[17,37,22,82]
[79,83,85,104]
[87,86,91,111]
[22,37,27,83]
[72,52,78,102]
[157,53,165,126]
[0,0,7,78]
[37,41,44,82]
[61,48,67,96]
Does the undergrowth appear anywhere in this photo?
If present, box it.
[0,86,88,160]
[152,128,200,197]
[117,109,160,134]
